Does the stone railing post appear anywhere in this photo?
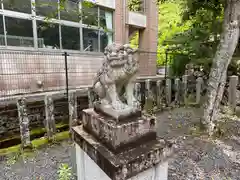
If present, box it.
[69,90,78,131]
[174,78,181,105]
[145,79,151,101]
[134,82,142,109]
[144,79,153,113]
[88,88,94,108]
[156,80,162,109]
[44,95,56,140]
[182,75,189,104]
[228,75,239,113]
[165,78,172,106]
[17,97,31,148]
[196,77,203,104]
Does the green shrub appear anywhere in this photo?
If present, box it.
[58,163,73,180]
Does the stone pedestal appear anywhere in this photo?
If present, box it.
[72,108,173,180]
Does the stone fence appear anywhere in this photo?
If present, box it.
[0,74,239,148]
[138,75,240,113]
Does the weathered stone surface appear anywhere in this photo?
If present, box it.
[92,44,140,120]
[76,144,169,180]
[73,125,173,180]
[0,96,84,140]
[69,91,78,129]
[75,43,174,179]
[44,95,56,139]
[134,83,142,110]
[17,97,31,148]
[228,75,239,112]
[94,102,142,123]
[82,109,156,152]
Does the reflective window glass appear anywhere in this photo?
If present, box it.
[5,17,33,47]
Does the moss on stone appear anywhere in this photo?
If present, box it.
[0,145,21,156]
[0,123,69,148]
[29,122,68,136]
[0,131,70,156]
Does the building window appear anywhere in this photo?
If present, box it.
[0,0,114,51]
[60,0,79,22]
[100,8,113,30]
[35,0,58,18]
[37,21,60,49]
[82,1,98,27]
[5,17,34,47]
[61,25,80,50]
[3,0,32,13]
[83,28,99,52]
[100,31,113,52]
[0,15,5,46]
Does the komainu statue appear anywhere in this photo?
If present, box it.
[92,43,140,120]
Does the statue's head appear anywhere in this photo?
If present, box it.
[104,43,138,66]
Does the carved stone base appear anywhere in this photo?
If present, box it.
[94,102,141,122]
[75,142,169,180]
[73,125,173,180]
[82,108,156,152]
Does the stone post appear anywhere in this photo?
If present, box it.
[17,97,31,148]
[69,90,78,130]
[88,88,94,108]
[145,79,151,100]
[196,77,203,104]
[144,79,152,112]
[156,80,162,109]
[182,75,189,104]
[228,75,239,112]
[44,95,56,140]
[134,82,142,109]
[174,78,181,105]
[165,78,172,106]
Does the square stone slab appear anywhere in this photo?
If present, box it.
[82,108,157,152]
[73,125,173,180]
[94,102,142,122]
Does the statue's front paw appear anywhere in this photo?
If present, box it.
[133,100,141,110]
[112,100,126,110]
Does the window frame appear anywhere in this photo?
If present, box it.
[0,0,114,53]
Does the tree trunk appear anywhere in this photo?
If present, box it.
[202,0,240,135]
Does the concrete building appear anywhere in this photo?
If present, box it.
[0,0,159,97]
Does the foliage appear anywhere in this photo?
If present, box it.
[157,0,192,66]
[6,153,19,165]
[130,31,139,49]
[158,0,225,76]
[129,0,228,76]
[128,0,143,12]
[58,163,73,180]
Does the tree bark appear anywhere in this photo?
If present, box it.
[203,0,240,135]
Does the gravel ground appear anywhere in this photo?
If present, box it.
[0,141,77,180]
[158,107,240,180]
[1,107,240,180]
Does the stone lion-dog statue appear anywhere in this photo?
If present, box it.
[92,43,140,120]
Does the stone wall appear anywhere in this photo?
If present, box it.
[0,95,89,140]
